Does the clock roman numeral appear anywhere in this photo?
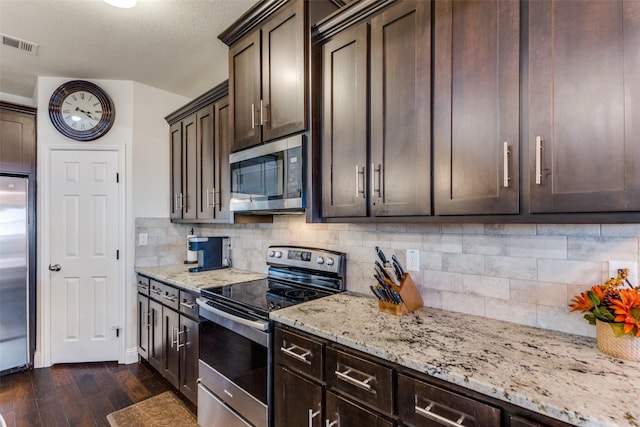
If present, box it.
[80,92,85,100]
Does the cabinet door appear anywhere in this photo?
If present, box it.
[197,105,215,219]
[148,299,163,371]
[214,96,232,221]
[274,365,323,427]
[529,1,640,213]
[169,122,183,220]
[433,0,519,215]
[162,307,180,388]
[137,293,149,360]
[230,30,262,152]
[182,113,198,219]
[370,0,432,217]
[321,22,368,218]
[261,0,305,142]
[0,107,36,174]
[325,391,393,427]
[179,315,199,404]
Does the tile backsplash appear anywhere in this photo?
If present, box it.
[135,217,640,338]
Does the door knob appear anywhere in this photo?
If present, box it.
[49,264,61,271]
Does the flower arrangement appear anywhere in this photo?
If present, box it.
[570,268,640,337]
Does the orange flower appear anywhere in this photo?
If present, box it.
[609,289,640,337]
[569,285,605,312]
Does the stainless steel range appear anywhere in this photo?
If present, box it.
[196,245,346,427]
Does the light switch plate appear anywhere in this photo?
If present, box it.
[138,232,148,246]
[608,260,637,288]
[406,249,420,272]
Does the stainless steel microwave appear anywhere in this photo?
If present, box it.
[229,134,305,213]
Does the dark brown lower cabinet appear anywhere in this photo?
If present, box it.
[179,315,199,404]
[136,293,150,360]
[326,391,393,427]
[148,299,163,372]
[274,365,323,427]
[162,307,180,388]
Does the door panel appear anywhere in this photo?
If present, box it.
[262,0,305,142]
[321,23,368,218]
[197,105,215,219]
[149,299,162,371]
[183,114,197,219]
[274,365,322,427]
[371,0,432,216]
[214,97,232,221]
[230,31,262,152]
[50,149,120,363]
[169,122,182,220]
[529,0,640,212]
[434,0,520,215]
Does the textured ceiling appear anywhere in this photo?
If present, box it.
[0,0,257,100]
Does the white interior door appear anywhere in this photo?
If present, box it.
[50,149,120,363]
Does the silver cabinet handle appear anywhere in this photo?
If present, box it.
[280,343,312,365]
[503,142,510,188]
[334,367,373,391]
[171,326,178,348]
[415,401,469,427]
[151,288,162,296]
[308,409,320,427]
[251,103,256,129]
[355,166,365,198]
[49,264,62,271]
[215,189,222,211]
[163,294,177,303]
[176,329,185,350]
[178,193,184,210]
[143,311,151,328]
[535,136,543,185]
[371,163,382,197]
[180,300,196,310]
[205,188,211,208]
[325,415,339,427]
[260,99,268,125]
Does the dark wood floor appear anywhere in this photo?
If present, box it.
[0,361,196,426]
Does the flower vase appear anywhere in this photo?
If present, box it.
[595,319,640,361]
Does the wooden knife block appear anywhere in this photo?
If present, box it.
[377,273,424,316]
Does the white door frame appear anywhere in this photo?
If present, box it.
[38,144,126,367]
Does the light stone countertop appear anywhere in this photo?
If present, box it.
[135,264,266,293]
[270,292,640,427]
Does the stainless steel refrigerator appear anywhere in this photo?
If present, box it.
[0,175,31,373]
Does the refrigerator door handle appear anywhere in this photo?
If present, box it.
[48,264,61,272]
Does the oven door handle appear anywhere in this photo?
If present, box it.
[196,297,269,332]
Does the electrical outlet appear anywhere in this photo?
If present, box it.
[608,260,637,287]
[406,249,420,272]
[138,233,148,246]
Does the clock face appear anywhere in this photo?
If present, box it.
[49,80,115,141]
[61,90,104,132]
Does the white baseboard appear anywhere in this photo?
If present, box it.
[123,347,139,365]
[33,351,45,368]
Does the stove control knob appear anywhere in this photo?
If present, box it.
[268,250,275,258]
[326,257,335,266]
[275,303,282,309]
[274,251,282,258]
[316,256,325,264]
[268,302,275,310]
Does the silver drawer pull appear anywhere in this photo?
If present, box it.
[334,367,373,392]
[151,289,162,296]
[163,294,177,303]
[325,415,339,427]
[415,400,469,427]
[280,343,312,365]
[223,389,233,398]
[180,301,196,309]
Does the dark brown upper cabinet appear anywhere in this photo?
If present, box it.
[166,82,231,223]
[0,103,36,174]
[320,0,432,218]
[528,0,640,213]
[433,0,520,215]
[227,0,305,152]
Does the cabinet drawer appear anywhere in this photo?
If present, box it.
[274,327,323,381]
[398,373,501,427]
[325,346,393,415]
[149,280,179,310]
[137,274,150,295]
[179,290,199,319]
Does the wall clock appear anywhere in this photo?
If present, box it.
[48,80,115,141]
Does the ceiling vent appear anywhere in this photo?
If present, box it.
[1,34,39,56]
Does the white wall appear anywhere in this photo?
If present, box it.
[35,76,190,367]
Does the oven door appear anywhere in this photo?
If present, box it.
[197,297,270,427]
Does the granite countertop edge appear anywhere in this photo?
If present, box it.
[270,292,639,427]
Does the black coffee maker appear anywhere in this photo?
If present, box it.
[187,237,230,272]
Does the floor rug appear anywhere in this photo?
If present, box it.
[106,391,197,427]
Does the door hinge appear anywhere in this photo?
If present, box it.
[116,249,120,260]
[116,172,119,183]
